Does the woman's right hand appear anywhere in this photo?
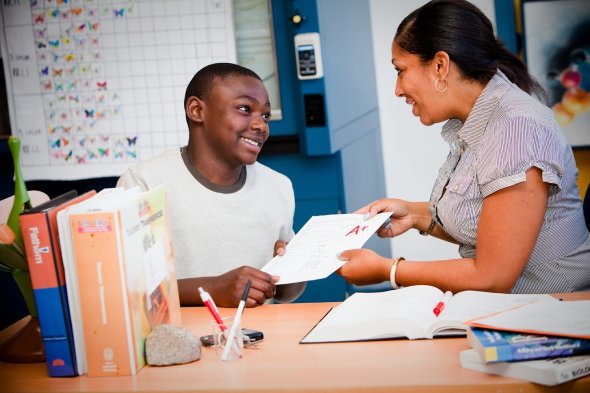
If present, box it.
[354,198,415,238]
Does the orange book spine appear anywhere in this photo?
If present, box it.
[70,211,137,377]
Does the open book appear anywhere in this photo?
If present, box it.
[468,299,590,339]
[300,285,556,343]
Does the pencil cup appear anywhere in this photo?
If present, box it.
[211,317,244,361]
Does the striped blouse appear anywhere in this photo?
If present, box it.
[429,71,590,293]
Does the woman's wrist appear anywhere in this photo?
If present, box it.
[409,202,433,234]
[389,257,405,289]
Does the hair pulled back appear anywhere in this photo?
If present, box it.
[395,0,546,100]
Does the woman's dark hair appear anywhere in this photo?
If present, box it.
[395,0,546,101]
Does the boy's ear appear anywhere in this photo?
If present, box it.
[185,96,204,123]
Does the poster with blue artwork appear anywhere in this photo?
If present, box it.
[523,0,590,147]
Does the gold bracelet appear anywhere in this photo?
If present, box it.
[390,257,405,289]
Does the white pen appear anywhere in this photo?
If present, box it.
[221,279,252,361]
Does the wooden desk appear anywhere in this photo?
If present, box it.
[2,294,589,393]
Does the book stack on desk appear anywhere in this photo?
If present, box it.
[19,186,181,377]
[57,185,181,377]
[460,299,590,386]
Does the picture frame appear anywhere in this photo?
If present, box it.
[521,0,590,147]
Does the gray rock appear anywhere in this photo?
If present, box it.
[145,324,201,366]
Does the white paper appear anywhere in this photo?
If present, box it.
[469,299,590,338]
[262,212,391,284]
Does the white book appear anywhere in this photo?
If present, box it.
[460,348,590,386]
[300,285,555,343]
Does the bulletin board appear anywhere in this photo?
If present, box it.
[0,0,236,180]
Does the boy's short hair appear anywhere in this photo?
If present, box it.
[184,63,262,108]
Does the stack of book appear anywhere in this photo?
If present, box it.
[460,299,590,386]
[19,186,181,377]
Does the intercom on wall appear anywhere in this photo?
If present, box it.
[294,32,323,80]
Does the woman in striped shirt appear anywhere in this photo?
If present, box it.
[337,0,590,294]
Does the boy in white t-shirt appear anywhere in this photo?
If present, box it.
[118,63,305,307]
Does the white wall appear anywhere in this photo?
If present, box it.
[368,0,495,261]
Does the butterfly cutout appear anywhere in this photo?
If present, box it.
[114,8,125,17]
[34,28,47,38]
[127,136,138,146]
[40,66,49,76]
[84,109,95,118]
[96,81,107,90]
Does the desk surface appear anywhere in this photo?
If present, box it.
[2,293,589,393]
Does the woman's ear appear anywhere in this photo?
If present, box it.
[433,51,450,80]
[185,96,204,123]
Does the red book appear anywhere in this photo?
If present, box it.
[19,190,96,377]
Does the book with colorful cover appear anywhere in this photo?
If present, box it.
[467,327,590,363]
[19,190,96,377]
[56,188,124,375]
[460,348,590,386]
[67,185,180,377]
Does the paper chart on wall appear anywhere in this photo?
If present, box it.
[0,0,236,180]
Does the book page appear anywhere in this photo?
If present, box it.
[468,299,590,339]
[431,291,557,336]
[262,212,390,284]
[301,285,444,342]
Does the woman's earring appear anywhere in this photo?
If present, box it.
[435,78,448,93]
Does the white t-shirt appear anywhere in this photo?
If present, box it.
[117,147,295,280]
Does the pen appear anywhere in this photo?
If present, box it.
[221,279,252,361]
[198,287,227,331]
[433,291,452,317]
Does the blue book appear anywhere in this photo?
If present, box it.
[467,327,590,363]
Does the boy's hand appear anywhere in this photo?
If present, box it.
[210,266,279,308]
[273,240,288,256]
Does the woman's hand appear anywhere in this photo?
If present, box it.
[336,249,392,285]
[355,198,416,238]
